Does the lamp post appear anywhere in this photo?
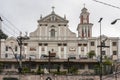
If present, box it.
[98,18,103,80]
[111,19,120,80]
[115,64,120,80]
[111,19,120,25]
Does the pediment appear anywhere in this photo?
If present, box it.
[38,13,68,23]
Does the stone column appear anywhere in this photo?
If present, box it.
[64,44,67,59]
[64,26,67,40]
[44,44,48,55]
[84,46,87,55]
[78,46,81,59]
[58,46,61,59]
[1,39,5,58]
[38,43,42,59]
[24,46,27,58]
[39,27,41,40]
[110,40,112,56]
[64,46,67,59]
[45,26,47,40]
[95,40,98,56]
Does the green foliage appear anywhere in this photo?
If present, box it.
[103,58,112,65]
[69,66,78,74]
[57,65,60,73]
[0,63,3,73]
[87,50,96,58]
[94,65,100,75]
[103,58,112,75]
[0,30,8,39]
[3,77,18,80]
[36,66,43,74]
[22,67,30,73]
[51,71,67,75]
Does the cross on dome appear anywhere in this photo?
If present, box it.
[84,3,86,8]
[52,6,55,14]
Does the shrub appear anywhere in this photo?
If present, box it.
[3,77,18,80]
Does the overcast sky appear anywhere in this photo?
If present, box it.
[0,0,120,37]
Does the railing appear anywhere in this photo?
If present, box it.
[30,36,78,41]
[0,58,99,62]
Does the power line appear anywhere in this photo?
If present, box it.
[2,22,19,37]
[92,0,120,10]
[1,15,21,32]
[0,13,25,36]
[2,26,17,37]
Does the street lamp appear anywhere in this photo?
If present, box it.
[111,19,120,25]
[98,18,103,80]
[111,19,120,80]
[114,64,120,80]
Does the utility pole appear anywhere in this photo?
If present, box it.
[98,18,103,80]
[44,51,55,73]
[98,18,109,80]
[17,32,29,73]
[67,58,70,74]
[111,18,120,80]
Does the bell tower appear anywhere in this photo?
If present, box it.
[77,6,93,38]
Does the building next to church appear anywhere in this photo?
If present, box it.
[0,6,119,74]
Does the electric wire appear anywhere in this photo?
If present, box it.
[92,0,120,10]
[2,22,19,37]
[0,15,22,32]
[0,13,26,36]
[2,27,16,37]
[2,22,19,35]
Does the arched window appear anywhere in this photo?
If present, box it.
[51,29,55,37]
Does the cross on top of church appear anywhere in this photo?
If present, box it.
[84,3,86,8]
[52,6,55,14]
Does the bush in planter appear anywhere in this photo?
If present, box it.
[87,50,96,58]
[0,63,3,73]
[69,66,78,74]
[23,67,30,73]
[36,66,43,74]
[3,77,18,80]
[51,71,67,75]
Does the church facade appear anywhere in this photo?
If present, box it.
[0,7,119,73]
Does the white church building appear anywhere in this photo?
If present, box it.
[0,7,119,73]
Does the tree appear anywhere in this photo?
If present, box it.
[0,63,3,73]
[22,67,30,73]
[0,30,8,39]
[103,58,112,75]
[0,30,8,58]
[94,65,100,75]
[3,77,18,80]
[57,64,60,73]
[69,66,78,74]
[37,66,42,74]
[87,50,96,58]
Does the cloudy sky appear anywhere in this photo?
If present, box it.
[0,0,120,37]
